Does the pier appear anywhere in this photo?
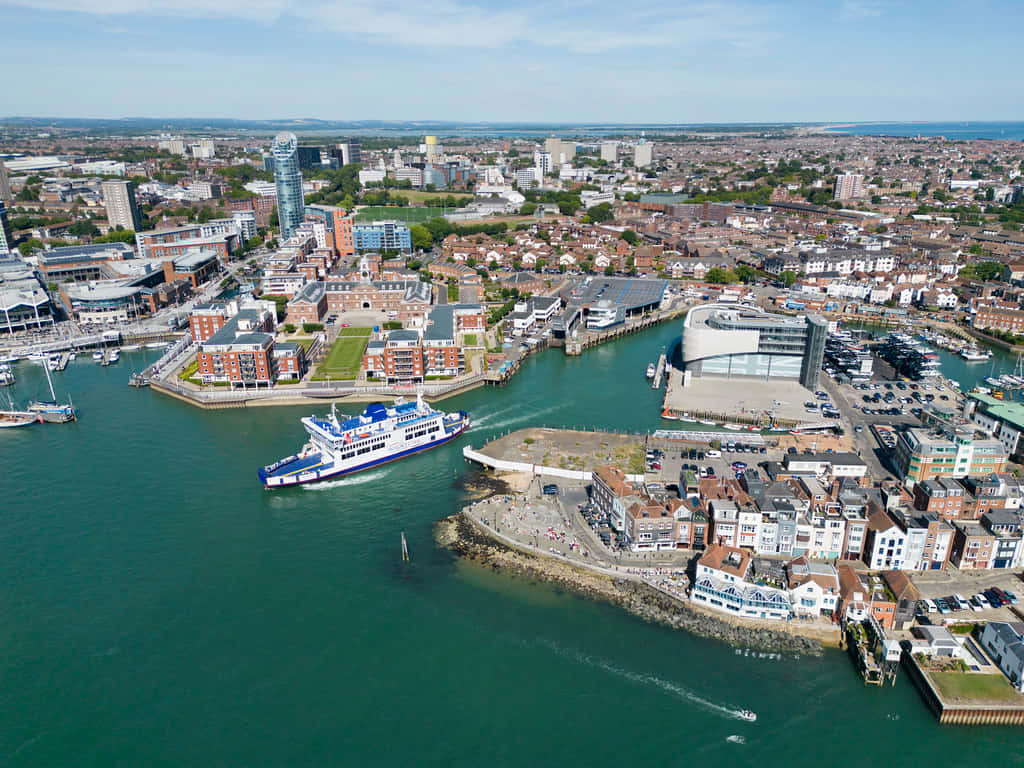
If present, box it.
[652,351,667,389]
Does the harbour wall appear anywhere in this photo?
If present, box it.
[437,509,829,654]
[462,446,645,484]
[902,653,1024,725]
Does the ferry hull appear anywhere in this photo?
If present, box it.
[259,415,469,489]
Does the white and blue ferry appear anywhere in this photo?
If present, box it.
[258,394,469,488]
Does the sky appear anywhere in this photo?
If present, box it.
[0,0,1022,123]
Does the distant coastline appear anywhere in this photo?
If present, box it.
[818,121,1024,141]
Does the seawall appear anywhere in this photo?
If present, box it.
[436,510,828,654]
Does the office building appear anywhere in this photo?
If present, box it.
[0,160,10,202]
[634,140,653,168]
[296,145,323,171]
[544,138,575,165]
[834,174,864,201]
[600,142,617,163]
[533,151,552,177]
[190,139,215,159]
[272,132,305,241]
[335,140,361,166]
[352,220,412,253]
[680,303,827,389]
[157,137,186,156]
[424,135,440,159]
[100,180,141,232]
[515,168,537,189]
[0,202,12,255]
[895,426,1008,487]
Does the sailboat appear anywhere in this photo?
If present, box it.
[0,393,39,428]
[27,359,77,423]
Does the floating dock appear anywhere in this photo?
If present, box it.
[652,351,667,390]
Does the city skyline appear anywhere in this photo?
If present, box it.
[1,0,1022,122]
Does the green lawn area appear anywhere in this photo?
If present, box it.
[313,328,371,380]
[383,190,472,205]
[463,333,478,346]
[353,206,436,224]
[929,671,1022,703]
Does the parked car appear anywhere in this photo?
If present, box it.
[542,484,559,495]
[706,450,721,459]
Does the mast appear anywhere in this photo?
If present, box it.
[42,358,56,402]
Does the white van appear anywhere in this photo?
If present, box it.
[922,598,937,614]
[706,450,722,458]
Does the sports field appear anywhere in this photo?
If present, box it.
[353,206,436,224]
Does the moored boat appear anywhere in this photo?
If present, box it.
[258,394,469,489]
[0,410,39,428]
[646,363,656,379]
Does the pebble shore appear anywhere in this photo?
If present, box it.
[437,510,828,654]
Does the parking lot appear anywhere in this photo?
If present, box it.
[912,569,1024,624]
[644,438,774,492]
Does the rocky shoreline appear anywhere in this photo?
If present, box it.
[437,510,828,655]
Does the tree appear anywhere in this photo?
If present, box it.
[410,224,432,250]
[586,202,613,223]
[705,267,737,284]
[619,229,639,245]
[558,198,579,216]
[779,270,798,287]
[734,264,756,284]
[425,217,453,242]
[94,229,136,244]
[519,202,536,216]
[604,265,615,276]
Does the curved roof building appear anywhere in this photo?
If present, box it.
[681,303,826,390]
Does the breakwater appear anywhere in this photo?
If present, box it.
[437,510,825,654]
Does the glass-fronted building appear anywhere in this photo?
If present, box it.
[272,132,304,241]
[681,303,828,389]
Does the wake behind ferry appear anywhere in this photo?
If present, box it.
[258,394,469,488]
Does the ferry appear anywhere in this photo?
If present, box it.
[646,363,656,379]
[258,395,469,489]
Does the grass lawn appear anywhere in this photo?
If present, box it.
[353,206,436,224]
[382,190,472,205]
[463,333,478,346]
[313,328,371,380]
[929,671,1022,703]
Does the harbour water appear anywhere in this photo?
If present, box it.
[1,328,1021,766]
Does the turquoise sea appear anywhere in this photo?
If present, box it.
[827,122,1024,141]
[1,323,1022,766]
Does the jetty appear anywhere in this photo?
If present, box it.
[54,352,70,371]
[652,351,667,389]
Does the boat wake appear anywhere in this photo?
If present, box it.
[726,735,746,745]
[469,404,567,434]
[301,469,390,490]
[540,640,746,720]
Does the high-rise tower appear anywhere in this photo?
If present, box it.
[272,132,304,240]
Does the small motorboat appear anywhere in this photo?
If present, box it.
[738,710,757,722]
[661,409,680,420]
[92,350,104,361]
[646,362,656,379]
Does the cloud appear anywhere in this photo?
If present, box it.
[839,0,884,20]
[0,0,776,54]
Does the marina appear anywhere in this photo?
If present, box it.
[0,320,1020,765]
